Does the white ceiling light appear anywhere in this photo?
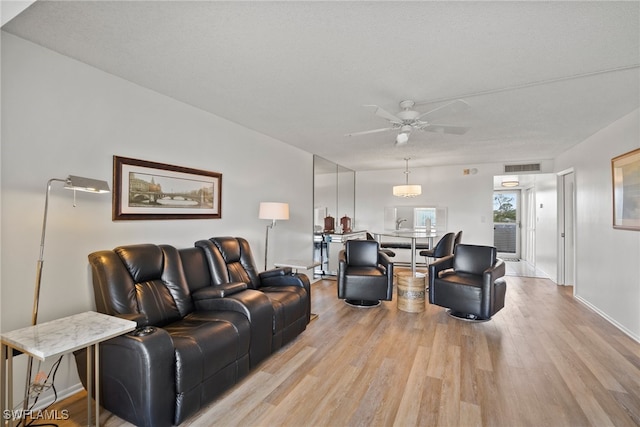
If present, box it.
[393,158,422,198]
[501,180,519,187]
[394,125,413,146]
[395,132,409,146]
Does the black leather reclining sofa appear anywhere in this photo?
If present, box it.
[75,237,310,427]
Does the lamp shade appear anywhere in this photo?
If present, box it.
[393,158,422,197]
[393,184,422,198]
[64,175,110,193]
[259,202,289,220]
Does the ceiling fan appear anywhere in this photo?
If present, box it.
[345,99,471,146]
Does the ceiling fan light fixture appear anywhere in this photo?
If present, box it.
[347,99,470,147]
[393,158,422,198]
[395,132,410,146]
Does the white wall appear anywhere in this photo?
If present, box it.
[356,162,506,264]
[356,118,639,342]
[356,164,562,270]
[555,109,640,341]
[1,33,314,398]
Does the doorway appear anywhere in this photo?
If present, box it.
[493,190,520,259]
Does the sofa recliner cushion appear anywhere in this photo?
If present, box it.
[166,311,250,394]
[258,285,306,332]
[204,237,261,289]
[195,237,310,351]
[134,280,183,327]
[114,244,195,326]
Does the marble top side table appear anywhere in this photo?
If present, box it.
[1,311,136,426]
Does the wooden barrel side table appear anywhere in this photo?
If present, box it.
[397,271,426,313]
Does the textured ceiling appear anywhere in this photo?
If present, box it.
[3,1,639,171]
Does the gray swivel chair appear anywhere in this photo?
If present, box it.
[338,240,394,307]
[428,244,506,321]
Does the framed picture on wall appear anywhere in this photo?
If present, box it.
[612,148,640,230]
[113,156,222,220]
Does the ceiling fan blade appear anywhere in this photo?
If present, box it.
[416,99,470,120]
[363,105,403,123]
[345,127,394,137]
[421,124,470,135]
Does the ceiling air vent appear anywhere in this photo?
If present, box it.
[504,163,541,173]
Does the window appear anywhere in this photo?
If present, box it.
[414,208,436,230]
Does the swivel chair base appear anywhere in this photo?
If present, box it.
[446,309,490,322]
[345,299,381,308]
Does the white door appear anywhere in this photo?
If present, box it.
[522,187,536,264]
[559,172,576,286]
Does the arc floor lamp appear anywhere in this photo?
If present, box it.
[24,175,110,411]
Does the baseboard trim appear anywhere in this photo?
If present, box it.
[574,294,640,343]
[32,382,85,411]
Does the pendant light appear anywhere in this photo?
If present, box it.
[393,158,422,197]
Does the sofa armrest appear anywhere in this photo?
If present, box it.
[192,282,248,300]
[260,271,308,289]
[75,328,175,427]
[114,313,147,327]
[259,267,293,280]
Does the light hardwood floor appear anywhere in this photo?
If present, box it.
[45,273,640,426]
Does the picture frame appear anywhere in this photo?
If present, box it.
[612,148,640,230]
[113,156,221,220]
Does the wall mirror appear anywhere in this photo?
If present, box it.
[313,155,355,233]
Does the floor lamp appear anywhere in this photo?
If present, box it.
[258,202,289,271]
[24,175,110,414]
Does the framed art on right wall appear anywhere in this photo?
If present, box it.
[612,147,640,230]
